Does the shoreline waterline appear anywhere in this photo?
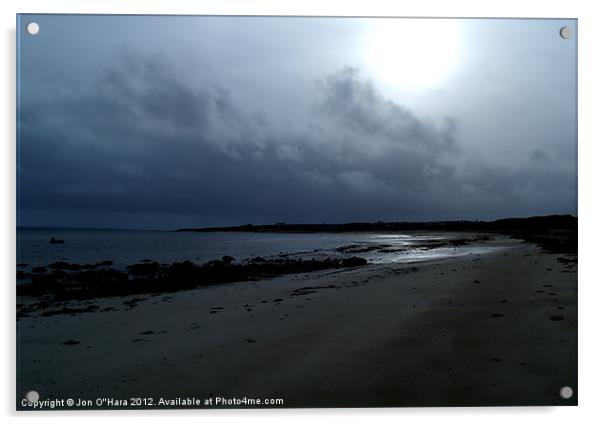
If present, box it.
[17,228,498,271]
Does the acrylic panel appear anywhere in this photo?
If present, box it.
[16,15,577,409]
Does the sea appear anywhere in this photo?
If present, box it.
[16,228,497,271]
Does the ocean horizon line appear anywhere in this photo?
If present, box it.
[17,213,577,234]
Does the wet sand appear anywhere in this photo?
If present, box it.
[16,236,577,408]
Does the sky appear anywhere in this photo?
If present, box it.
[17,15,577,229]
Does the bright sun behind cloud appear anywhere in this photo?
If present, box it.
[362,18,462,90]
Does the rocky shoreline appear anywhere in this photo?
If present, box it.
[16,255,368,303]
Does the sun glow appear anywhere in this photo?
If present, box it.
[363,19,462,90]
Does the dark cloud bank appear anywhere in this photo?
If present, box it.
[18,57,576,229]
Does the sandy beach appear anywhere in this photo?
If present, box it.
[16,235,577,408]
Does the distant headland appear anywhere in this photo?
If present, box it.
[179,214,577,254]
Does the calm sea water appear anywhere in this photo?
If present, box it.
[16,228,495,270]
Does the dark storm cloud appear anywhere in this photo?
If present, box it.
[18,55,575,229]
[316,67,460,153]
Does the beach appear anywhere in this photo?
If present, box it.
[16,235,577,408]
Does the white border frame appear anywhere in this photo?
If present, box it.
[3,1,600,424]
